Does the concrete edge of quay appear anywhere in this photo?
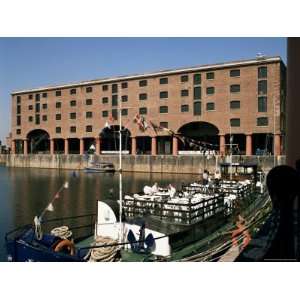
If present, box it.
[0,154,286,174]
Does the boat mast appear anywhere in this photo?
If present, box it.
[229,124,233,180]
[119,87,123,243]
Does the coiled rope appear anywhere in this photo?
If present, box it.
[51,226,73,239]
[87,236,121,262]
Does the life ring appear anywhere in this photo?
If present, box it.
[54,239,75,256]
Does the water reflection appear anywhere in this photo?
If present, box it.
[0,166,196,261]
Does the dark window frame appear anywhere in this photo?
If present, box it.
[86,99,93,105]
[230,100,240,110]
[206,86,215,95]
[206,102,215,111]
[159,91,168,99]
[230,118,240,127]
[139,80,147,87]
[159,106,168,113]
[257,117,269,126]
[181,75,189,82]
[181,104,189,112]
[139,93,147,100]
[181,89,189,97]
[206,72,215,80]
[70,88,77,95]
[230,69,240,77]
[230,84,240,93]
[139,107,147,115]
[159,77,168,84]
[86,86,93,93]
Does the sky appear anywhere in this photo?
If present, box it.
[0,37,286,144]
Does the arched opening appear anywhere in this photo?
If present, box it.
[177,121,219,152]
[136,136,151,154]
[225,134,246,155]
[252,133,273,155]
[53,139,64,154]
[84,138,96,154]
[69,138,80,154]
[100,125,131,154]
[27,129,50,154]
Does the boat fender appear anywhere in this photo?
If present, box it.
[54,239,75,256]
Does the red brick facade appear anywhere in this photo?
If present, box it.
[10,56,286,156]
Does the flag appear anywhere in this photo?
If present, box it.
[64,182,69,189]
[134,114,149,132]
[46,203,54,212]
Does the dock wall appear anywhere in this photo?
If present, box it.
[4,154,286,174]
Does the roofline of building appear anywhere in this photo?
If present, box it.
[11,56,284,95]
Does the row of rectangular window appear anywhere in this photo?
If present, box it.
[18,67,268,102]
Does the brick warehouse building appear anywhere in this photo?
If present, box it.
[10,56,286,156]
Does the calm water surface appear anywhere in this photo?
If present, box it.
[0,166,196,261]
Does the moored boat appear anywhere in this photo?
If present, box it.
[84,162,115,173]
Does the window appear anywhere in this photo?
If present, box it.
[86,86,93,93]
[121,109,128,116]
[160,122,168,128]
[42,115,47,121]
[28,116,33,122]
[17,115,21,126]
[181,89,189,97]
[102,85,108,91]
[193,102,201,115]
[258,80,267,95]
[70,88,76,95]
[55,90,61,96]
[139,80,147,87]
[160,91,168,99]
[206,87,215,95]
[112,95,118,106]
[121,82,128,89]
[230,118,240,127]
[70,126,76,133]
[230,69,240,77]
[16,129,21,135]
[230,84,240,93]
[258,66,267,79]
[112,109,118,120]
[206,72,215,80]
[181,75,188,82]
[102,97,109,104]
[56,102,61,108]
[160,77,168,84]
[257,117,268,126]
[193,73,201,85]
[70,100,76,107]
[206,102,215,111]
[86,126,93,132]
[102,111,108,117]
[181,104,189,112]
[139,107,147,115]
[28,94,33,100]
[230,100,240,109]
[56,127,61,134]
[35,103,40,112]
[112,84,118,93]
[42,92,47,98]
[258,96,267,112]
[139,93,147,100]
[194,86,201,100]
[28,105,33,110]
[42,103,47,109]
[121,95,128,102]
[86,99,93,105]
[86,111,93,118]
[35,114,40,125]
[17,96,21,103]
[70,113,76,119]
[35,94,40,101]
[56,114,61,120]
[159,106,168,113]
[17,105,21,114]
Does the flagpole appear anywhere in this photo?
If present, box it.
[119,87,123,243]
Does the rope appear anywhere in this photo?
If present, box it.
[51,226,73,239]
[34,216,43,240]
[88,236,121,262]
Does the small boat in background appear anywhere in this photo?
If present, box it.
[84,162,115,173]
